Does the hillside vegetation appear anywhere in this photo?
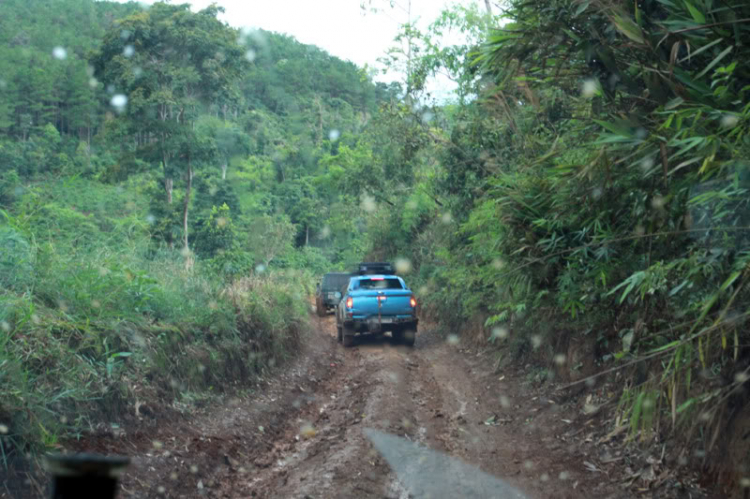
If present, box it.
[2,0,750,492]
[0,0,390,469]
[358,0,750,484]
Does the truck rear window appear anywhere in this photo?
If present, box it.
[355,278,403,290]
[323,273,351,289]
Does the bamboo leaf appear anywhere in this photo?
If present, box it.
[631,392,646,434]
[720,270,741,292]
[676,398,697,414]
[696,45,733,78]
[613,14,646,44]
[684,1,706,23]
[574,1,590,17]
[664,97,684,110]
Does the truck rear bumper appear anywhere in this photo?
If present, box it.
[344,317,418,333]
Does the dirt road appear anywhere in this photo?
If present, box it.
[70,315,712,499]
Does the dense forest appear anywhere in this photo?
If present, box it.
[2,0,750,494]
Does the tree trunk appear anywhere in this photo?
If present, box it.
[305,225,309,246]
[483,0,492,15]
[182,164,193,251]
[165,177,173,204]
[221,160,227,180]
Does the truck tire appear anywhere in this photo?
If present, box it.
[401,325,417,347]
[316,297,326,317]
[342,323,355,347]
[402,329,416,347]
[391,328,404,344]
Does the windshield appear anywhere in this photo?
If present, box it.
[1,0,745,498]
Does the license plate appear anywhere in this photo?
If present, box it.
[328,293,336,299]
[380,317,393,323]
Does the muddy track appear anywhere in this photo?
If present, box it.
[203,317,626,499]
[58,315,713,499]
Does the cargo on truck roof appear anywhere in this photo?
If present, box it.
[355,262,394,275]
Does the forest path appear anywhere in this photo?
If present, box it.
[88,313,643,499]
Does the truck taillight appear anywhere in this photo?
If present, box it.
[410,296,417,308]
[346,297,353,309]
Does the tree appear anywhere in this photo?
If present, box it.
[92,3,248,206]
[196,116,251,180]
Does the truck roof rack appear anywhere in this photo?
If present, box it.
[356,262,394,275]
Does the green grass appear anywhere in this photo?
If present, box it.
[0,178,311,466]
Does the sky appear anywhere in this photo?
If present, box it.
[126,0,474,98]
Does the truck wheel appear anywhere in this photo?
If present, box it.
[391,328,404,344]
[342,324,355,347]
[316,298,326,317]
[402,329,416,347]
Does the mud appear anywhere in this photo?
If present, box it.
[43,316,717,498]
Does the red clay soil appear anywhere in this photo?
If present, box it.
[9,316,721,498]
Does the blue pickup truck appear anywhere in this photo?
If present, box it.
[335,274,418,347]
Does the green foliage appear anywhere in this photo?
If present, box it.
[0,181,309,462]
[351,0,750,454]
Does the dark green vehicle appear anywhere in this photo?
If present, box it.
[315,272,352,316]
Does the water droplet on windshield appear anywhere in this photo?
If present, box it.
[0,424,8,434]
[255,264,266,274]
[651,195,665,209]
[189,464,199,474]
[0,321,10,333]
[120,30,131,40]
[88,77,98,88]
[319,225,331,239]
[422,111,434,123]
[530,335,542,349]
[394,258,412,274]
[581,79,599,98]
[440,212,452,224]
[554,354,566,365]
[328,129,340,141]
[721,114,739,128]
[123,45,135,57]
[245,49,256,62]
[300,422,316,438]
[490,327,508,340]
[110,94,128,113]
[361,194,377,213]
[146,214,156,224]
[446,334,460,346]
[52,47,67,60]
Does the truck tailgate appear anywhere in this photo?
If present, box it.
[350,290,413,316]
